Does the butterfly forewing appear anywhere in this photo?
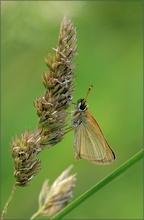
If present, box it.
[74,110,115,164]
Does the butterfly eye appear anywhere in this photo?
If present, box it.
[78,99,87,111]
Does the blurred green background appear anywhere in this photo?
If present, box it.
[1,1,143,219]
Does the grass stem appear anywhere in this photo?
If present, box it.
[52,149,143,219]
[1,182,17,220]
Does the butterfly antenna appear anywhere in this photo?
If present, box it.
[85,85,93,101]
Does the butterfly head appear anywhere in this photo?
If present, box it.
[75,85,93,112]
[76,98,88,112]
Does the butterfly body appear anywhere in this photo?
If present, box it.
[71,94,115,165]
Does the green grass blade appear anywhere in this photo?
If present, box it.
[52,149,143,219]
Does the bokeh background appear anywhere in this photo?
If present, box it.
[1,1,143,219]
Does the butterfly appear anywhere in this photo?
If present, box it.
[71,85,115,165]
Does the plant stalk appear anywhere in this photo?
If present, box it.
[52,149,144,219]
[30,208,43,219]
[1,182,17,220]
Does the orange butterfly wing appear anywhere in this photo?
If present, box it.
[74,110,115,165]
